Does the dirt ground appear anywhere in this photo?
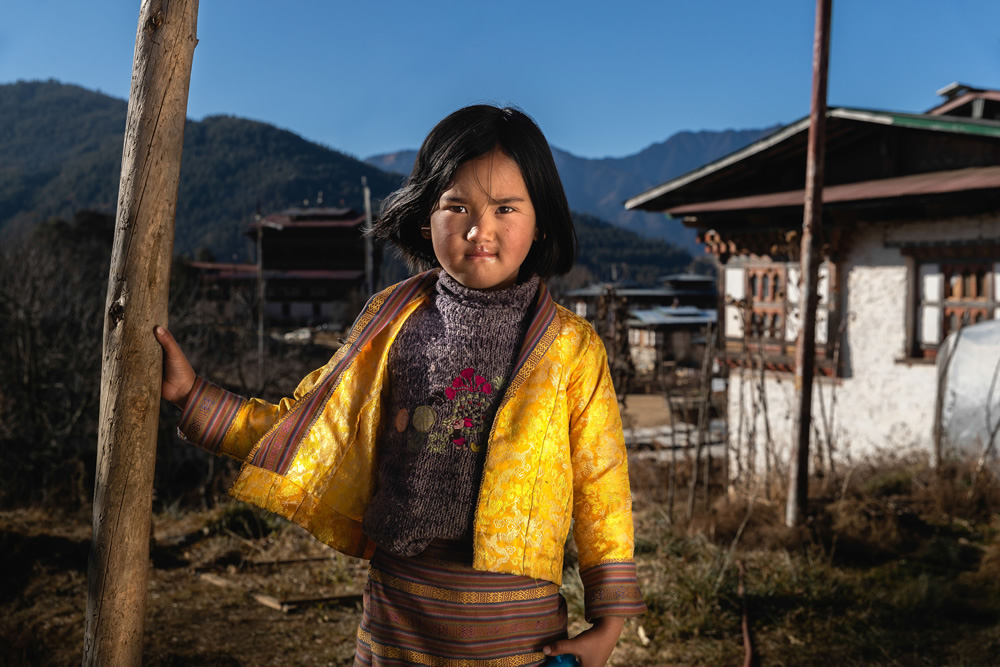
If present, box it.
[620,394,672,429]
[7,444,1000,666]
[0,444,667,667]
[2,505,368,666]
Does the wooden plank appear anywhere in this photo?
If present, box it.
[196,570,362,613]
[251,593,287,612]
[197,572,240,589]
[281,593,363,608]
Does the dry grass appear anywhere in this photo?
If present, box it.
[3,455,1000,665]
[625,453,1000,665]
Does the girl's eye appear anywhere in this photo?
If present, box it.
[497,206,514,214]
[448,205,467,213]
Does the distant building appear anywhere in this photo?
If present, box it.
[189,206,378,329]
[628,305,718,374]
[566,274,716,319]
[566,274,717,374]
[625,82,1000,464]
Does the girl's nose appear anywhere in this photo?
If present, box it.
[465,214,497,242]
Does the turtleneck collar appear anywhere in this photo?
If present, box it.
[435,270,540,313]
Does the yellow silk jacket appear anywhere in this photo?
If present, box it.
[181,270,635,585]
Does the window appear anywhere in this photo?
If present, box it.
[722,259,837,375]
[914,259,998,358]
[724,262,832,343]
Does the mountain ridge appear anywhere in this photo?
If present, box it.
[0,80,732,283]
[366,125,776,250]
[0,80,405,259]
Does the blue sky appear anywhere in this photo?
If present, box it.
[2,1,999,160]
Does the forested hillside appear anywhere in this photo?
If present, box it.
[1,80,694,282]
[0,80,403,259]
[572,211,692,284]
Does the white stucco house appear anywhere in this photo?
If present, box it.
[625,83,1000,475]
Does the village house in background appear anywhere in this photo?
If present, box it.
[189,206,378,334]
[566,274,717,380]
[626,82,1000,468]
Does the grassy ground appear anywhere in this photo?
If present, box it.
[622,455,1000,666]
[2,454,1000,665]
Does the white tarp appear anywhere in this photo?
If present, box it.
[936,319,1000,462]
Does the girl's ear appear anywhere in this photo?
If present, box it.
[421,223,432,240]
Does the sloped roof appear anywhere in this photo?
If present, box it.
[251,207,365,231]
[667,165,1000,215]
[565,285,711,298]
[625,108,1000,213]
[926,82,1000,116]
[629,305,717,327]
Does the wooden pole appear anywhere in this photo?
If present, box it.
[786,0,831,528]
[84,1,198,664]
[363,176,375,296]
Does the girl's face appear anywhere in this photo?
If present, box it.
[424,149,538,290]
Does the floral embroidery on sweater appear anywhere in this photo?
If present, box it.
[396,368,503,454]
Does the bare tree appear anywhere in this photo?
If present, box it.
[663,378,679,522]
[0,215,113,506]
[687,322,716,520]
[812,313,852,490]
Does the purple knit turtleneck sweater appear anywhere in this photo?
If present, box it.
[362,271,540,556]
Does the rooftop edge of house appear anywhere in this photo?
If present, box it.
[248,207,365,231]
[628,306,718,327]
[666,164,1000,217]
[624,84,1000,213]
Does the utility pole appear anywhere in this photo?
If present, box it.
[255,216,284,389]
[84,1,198,664]
[256,212,265,389]
[362,176,375,296]
[786,0,832,528]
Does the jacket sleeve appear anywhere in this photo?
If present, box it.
[177,361,333,462]
[567,328,647,620]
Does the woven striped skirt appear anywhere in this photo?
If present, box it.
[354,541,568,666]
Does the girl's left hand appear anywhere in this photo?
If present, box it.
[542,616,625,667]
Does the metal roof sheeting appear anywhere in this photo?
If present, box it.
[665,165,1000,215]
[565,286,713,298]
[629,306,717,326]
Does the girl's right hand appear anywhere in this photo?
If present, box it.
[154,326,196,410]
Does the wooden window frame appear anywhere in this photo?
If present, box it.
[723,259,839,376]
[910,256,998,360]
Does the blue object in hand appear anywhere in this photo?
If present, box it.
[545,655,581,666]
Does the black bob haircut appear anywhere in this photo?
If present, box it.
[373,105,577,281]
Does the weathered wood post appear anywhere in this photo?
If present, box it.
[786,0,831,528]
[84,1,198,664]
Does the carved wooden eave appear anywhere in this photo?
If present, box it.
[697,226,846,263]
[893,238,1000,260]
[722,356,837,378]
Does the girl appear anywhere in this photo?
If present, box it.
[157,105,646,666]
